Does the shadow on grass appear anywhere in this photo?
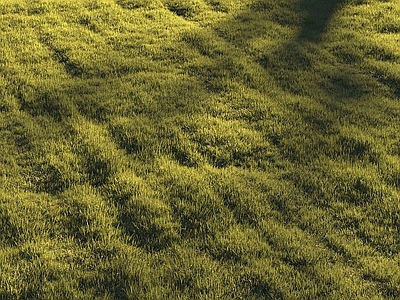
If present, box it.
[211,0,385,100]
[296,0,348,43]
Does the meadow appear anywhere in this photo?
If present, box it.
[0,0,400,298]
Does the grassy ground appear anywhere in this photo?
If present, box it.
[1,0,400,298]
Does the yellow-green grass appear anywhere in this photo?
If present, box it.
[1,0,400,298]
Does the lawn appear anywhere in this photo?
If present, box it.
[1,0,400,299]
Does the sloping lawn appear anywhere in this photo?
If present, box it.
[1,0,400,299]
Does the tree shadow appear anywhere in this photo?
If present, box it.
[209,0,387,100]
[296,0,348,43]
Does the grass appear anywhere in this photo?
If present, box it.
[1,0,400,298]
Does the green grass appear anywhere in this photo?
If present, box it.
[1,0,400,298]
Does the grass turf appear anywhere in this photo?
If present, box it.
[1,0,400,298]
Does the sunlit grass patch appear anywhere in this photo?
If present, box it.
[157,244,234,299]
[155,157,234,238]
[59,184,119,244]
[172,114,275,168]
[71,117,125,186]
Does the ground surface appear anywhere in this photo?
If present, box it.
[1,0,400,299]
